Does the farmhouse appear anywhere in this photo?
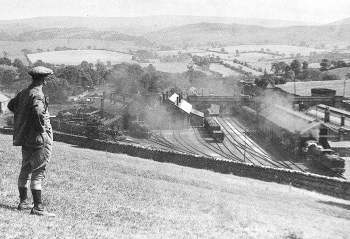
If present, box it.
[0,92,10,114]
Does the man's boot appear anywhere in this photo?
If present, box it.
[17,187,32,210]
[30,189,55,217]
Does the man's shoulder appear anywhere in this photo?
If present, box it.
[28,86,44,99]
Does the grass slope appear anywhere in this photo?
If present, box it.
[0,133,349,238]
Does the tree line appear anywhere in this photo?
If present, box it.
[255,59,345,88]
[0,56,174,104]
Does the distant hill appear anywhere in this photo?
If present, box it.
[0,27,152,46]
[0,16,349,57]
[328,17,350,25]
[144,22,350,47]
[15,28,151,44]
[0,16,316,36]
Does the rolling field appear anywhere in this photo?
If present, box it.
[0,39,141,64]
[187,44,328,75]
[28,50,191,73]
[277,80,350,96]
[139,60,190,73]
[0,133,350,238]
[209,63,241,76]
[27,49,134,65]
[219,45,327,56]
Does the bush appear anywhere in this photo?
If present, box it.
[320,73,340,81]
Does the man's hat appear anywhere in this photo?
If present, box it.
[28,66,54,77]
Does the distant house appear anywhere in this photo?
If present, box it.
[0,92,10,114]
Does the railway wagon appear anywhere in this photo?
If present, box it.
[204,117,225,142]
[236,105,345,174]
[204,117,220,129]
[212,130,225,142]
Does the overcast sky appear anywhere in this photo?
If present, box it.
[1,0,349,24]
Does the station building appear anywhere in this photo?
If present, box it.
[163,93,204,129]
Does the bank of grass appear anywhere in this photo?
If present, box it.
[0,133,349,239]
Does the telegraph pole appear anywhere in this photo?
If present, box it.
[293,74,296,95]
[344,73,350,97]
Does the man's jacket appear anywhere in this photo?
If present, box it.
[7,85,53,148]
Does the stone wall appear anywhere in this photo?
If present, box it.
[1,127,350,200]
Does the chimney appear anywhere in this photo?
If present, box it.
[176,96,179,106]
[324,108,330,123]
[341,114,345,126]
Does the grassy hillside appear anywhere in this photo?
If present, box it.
[0,133,349,238]
[145,22,350,47]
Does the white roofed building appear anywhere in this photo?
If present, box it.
[165,93,204,128]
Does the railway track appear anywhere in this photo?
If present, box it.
[218,117,308,171]
[149,131,195,154]
[217,117,295,168]
[149,118,345,178]
[224,116,348,177]
[192,126,242,162]
[172,129,213,157]
[226,117,310,172]
[215,117,279,167]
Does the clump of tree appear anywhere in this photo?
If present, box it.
[269,58,342,85]
[320,58,350,71]
[44,77,69,104]
[0,65,17,88]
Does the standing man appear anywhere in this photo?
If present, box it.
[8,66,55,217]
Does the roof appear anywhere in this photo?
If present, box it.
[317,104,350,117]
[0,93,10,102]
[168,93,192,114]
[168,93,179,104]
[178,99,192,114]
[262,105,318,134]
[191,108,204,118]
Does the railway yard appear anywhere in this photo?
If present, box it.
[143,115,349,180]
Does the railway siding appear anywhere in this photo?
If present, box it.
[1,127,349,200]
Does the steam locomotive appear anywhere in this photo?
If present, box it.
[302,140,345,174]
[204,117,225,142]
[235,105,345,174]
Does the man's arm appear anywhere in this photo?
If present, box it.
[31,95,46,133]
[7,95,18,113]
